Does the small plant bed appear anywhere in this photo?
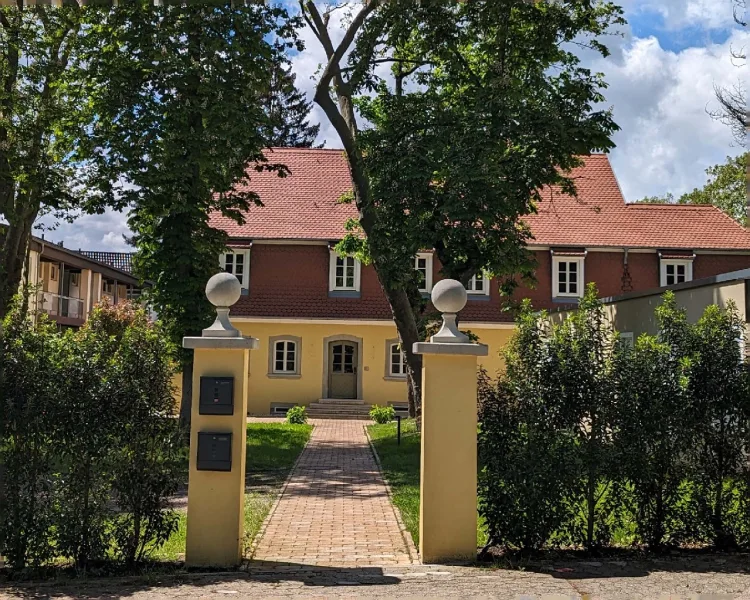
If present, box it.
[367,419,487,548]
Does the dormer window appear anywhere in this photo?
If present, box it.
[329,251,361,292]
[552,255,585,298]
[660,258,693,287]
[467,273,490,295]
[220,249,250,289]
[415,253,433,293]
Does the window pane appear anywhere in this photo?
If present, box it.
[570,282,577,294]
[667,274,675,285]
[275,359,284,372]
[346,276,354,288]
[235,254,244,265]
[569,262,577,273]
[475,277,484,291]
[666,264,675,276]
[559,271,567,283]
[569,271,577,284]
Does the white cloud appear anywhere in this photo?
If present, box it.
[37,209,132,252]
[590,29,748,200]
[621,0,740,31]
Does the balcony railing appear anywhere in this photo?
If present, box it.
[37,292,84,320]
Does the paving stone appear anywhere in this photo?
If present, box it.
[251,419,415,568]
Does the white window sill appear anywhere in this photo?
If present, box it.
[267,373,302,379]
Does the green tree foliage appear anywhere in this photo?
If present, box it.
[261,58,321,148]
[637,153,748,224]
[0,299,182,570]
[547,285,621,548]
[659,294,749,548]
[304,0,624,417]
[81,3,297,423]
[0,2,98,317]
[615,333,691,550]
[478,305,578,551]
[479,287,750,552]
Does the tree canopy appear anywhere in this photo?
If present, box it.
[0,2,96,317]
[81,2,297,422]
[303,0,624,415]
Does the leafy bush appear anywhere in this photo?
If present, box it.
[286,405,307,424]
[479,286,750,553]
[0,298,182,570]
[370,405,396,424]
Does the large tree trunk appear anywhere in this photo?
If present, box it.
[0,215,34,319]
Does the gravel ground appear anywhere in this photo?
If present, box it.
[3,556,750,599]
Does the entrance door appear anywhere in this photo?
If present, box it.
[328,342,358,399]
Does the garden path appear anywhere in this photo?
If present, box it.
[250,419,416,567]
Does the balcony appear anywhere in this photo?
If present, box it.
[37,292,85,325]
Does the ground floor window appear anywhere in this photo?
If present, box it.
[268,336,301,376]
[388,342,406,377]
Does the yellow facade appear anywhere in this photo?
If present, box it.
[185,346,251,567]
[228,319,514,414]
[419,351,481,563]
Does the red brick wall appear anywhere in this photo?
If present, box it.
[232,244,750,321]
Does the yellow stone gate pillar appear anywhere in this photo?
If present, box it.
[183,273,258,568]
[414,279,488,564]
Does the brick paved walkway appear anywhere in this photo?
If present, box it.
[251,419,416,568]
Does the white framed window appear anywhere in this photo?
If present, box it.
[49,264,58,282]
[552,257,584,298]
[273,340,297,374]
[660,260,692,287]
[70,272,80,286]
[415,253,433,293]
[388,342,406,378]
[467,273,490,295]
[220,249,250,289]
[329,251,361,292]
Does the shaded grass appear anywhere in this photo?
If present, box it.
[368,419,487,548]
[156,422,312,561]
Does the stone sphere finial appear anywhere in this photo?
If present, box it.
[206,272,242,308]
[431,279,468,314]
[430,279,469,344]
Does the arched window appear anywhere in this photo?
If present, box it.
[268,336,302,377]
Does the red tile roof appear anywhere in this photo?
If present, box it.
[209,148,356,241]
[211,148,750,251]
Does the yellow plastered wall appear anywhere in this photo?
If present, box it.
[227,320,515,414]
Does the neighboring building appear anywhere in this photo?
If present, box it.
[23,236,143,329]
[549,268,750,350]
[208,147,750,415]
[79,251,134,274]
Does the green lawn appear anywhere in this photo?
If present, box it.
[367,419,487,548]
[155,422,312,561]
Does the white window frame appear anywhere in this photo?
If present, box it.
[466,273,490,296]
[220,248,250,289]
[70,272,80,287]
[49,264,58,282]
[552,256,585,299]
[660,259,693,287]
[328,251,361,292]
[390,342,406,378]
[414,253,433,293]
[619,332,634,349]
[269,336,301,376]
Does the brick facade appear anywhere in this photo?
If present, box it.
[230,243,750,322]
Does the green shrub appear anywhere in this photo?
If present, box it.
[0,298,183,571]
[370,405,395,424]
[286,405,307,424]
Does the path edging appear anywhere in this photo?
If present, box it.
[245,423,316,560]
[364,423,420,564]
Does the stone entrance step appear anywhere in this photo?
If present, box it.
[307,399,373,420]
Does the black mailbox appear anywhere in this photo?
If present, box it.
[199,376,234,415]
[197,432,232,471]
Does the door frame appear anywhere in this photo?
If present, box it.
[321,334,363,400]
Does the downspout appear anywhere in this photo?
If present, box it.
[621,248,633,293]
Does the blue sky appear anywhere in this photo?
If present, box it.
[51,0,748,251]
